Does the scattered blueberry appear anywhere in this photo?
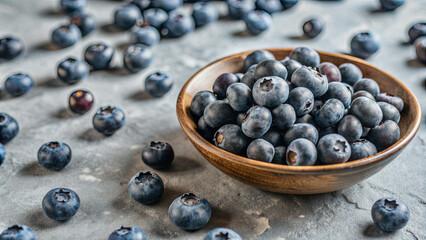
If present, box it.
[319,62,341,83]
[0,36,24,60]
[51,24,82,48]
[69,89,94,114]
[108,226,146,240]
[84,43,115,70]
[289,47,320,68]
[291,66,328,97]
[283,123,319,146]
[191,91,217,118]
[317,134,351,164]
[287,87,314,117]
[244,10,272,35]
[337,115,363,142]
[255,0,282,14]
[378,102,400,123]
[42,187,80,221]
[244,50,275,71]
[371,197,409,232]
[214,124,248,154]
[0,113,19,144]
[114,5,142,30]
[271,146,286,165]
[192,2,219,27]
[92,106,125,136]
[70,12,97,36]
[203,100,235,128]
[247,139,275,162]
[128,171,164,204]
[303,18,323,38]
[38,141,72,171]
[241,106,272,138]
[161,14,195,38]
[379,0,405,11]
[131,26,161,46]
[213,73,239,99]
[226,83,253,112]
[408,22,426,43]
[349,139,377,161]
[204,228,242,240]
[60,0,87,14]
[0,225,35,240]
[144,72,173,97]
[353,78,380,98]
[4,73,34,97]
[286,138,317,166]
[143,8,168,30]
[339,63,362,86]
[141,141,174,169]
[227,0,254,20]
[280,57,302,80]
[168,193,212,230]
[271,103,296,130]
[350,96,383,128]
[57,57,90,84]
[252,76,289,108]
[367,120,400,151]
[123,44,153,73]
[315,99,345,128]
[350,32,380,59]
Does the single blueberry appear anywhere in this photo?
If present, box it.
[337,115,363,142]
[214,124,248,154]
[367,120,400,151]
[378,102,400,123]
[128,171,164,204]
[213,73,239,99]
[310,99,323,117]
[60,0,87,14]
[349,139,377,161]
[291,66,328,97]
[42,188,80,221]
[241,106,272,138]
[131,26,161,46]
[379,0,405,11]
[362,126,370,138]
[143,8,168,30]
[70,12,97,36]
[144,72,173,97]
[350,32,380,59]
[236,112,246,127]
[197,116,217,141]
[371,197,409,232]
[168,193,212,230]
[227,0,254,20]
[203,100,235,128]
[319,62,341,83]
[108,226,146,240]
[353,78,380,98]
[317,134,351,164]
[315,99,345,128]
[280,57,302,80]
[255,0,282,14]
[204,228,242,240]
[260,127,282,147]
[0,225,35,240]
[161,14,195,38]
[114,5,142,30]
[322,82,352,108]
[190,91,217,118]
[247,139,275,163]
[375,92,404,112]
[84,43,115,70]
[287,87,314,117]
[339,63,362,86]
[289,47,320,68]
[295,114,317,127]
[303,18,323,38]
[51,24,82,48]
[280,0,298,9]
[241,67,257,89]
[319,126,337,138]
[38,141,72,171]
[283,123,319,146]
[0,143,4,166]
[226,83,253,112]
[4,73,34,97]
[92,106,125,136]
[408,22,426,43]
[243,50,275,71]
[252,76,289,108]
[286,138,317,166]
[0,36,24,60]
[57,57,90,84]
[123,44,153,73]
[142,141,174,169]
[254,59,288,80]
[192,3,219,27]
[271,146,286,165]
[414,37,426,65]
[350,97,383,128]
[352,90,375,102]
[130,0,151,13]
[271,103,296,130]
[69,89,94,114]
[151,0,183,12]
[244,10,272,35]
[0,113,19,144]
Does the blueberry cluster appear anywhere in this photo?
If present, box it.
[192,47,404,166]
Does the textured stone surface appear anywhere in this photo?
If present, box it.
[0,0,425,239]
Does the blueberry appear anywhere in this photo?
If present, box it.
[254,60,288,80]
[213,73,239,99]
[60,0,87,14]
[4,73,34,97]
[236,112,246,127]
[271,146,286,164]
[0,113,19,144]
[286,138,317,166]
[235,73,244,81]
[319,126,337,138]
[322,82,351,108]
[42,188,80,221]
[244,10,272,35]
[0,36,24,60]
[227,0,254,20]
[51,24,81,48]
[349,139,377,161]
[204,228,242,240]
[280,57,302,80]
[243,50,275,71]
[131,0,151,13]
[123,44,153,73]
[114,5,142,30]
[260,127,281,147]
[108,226,146,240]
[190,91,217,118]
[128,171,164,204]
[252,76,289,108]
[379,0,405,11]
[0,225,35,240]
[0,143,4,166]
[315,99,345,128]
[192,3,219,27]
[375,92,404,112]
[241,67,257,89]
[280,0,298,9]
[337,115,362,142]
[362,126,370,137]
[414,37,426,64]
[242,106,272,138]
[214,124,248,154]
[310,99,323,117]
[289,47,320,68]
[371,197,409,232]
[339,63,362,86]
[142,141,174,169]
[295,114,317,127]
[408,22,426,43]
[353,78,380,98]
[143,8,168,30]
[57,57,90,84]
[352,90,375,102]
[247,139,275,162]
[144,72,173,97]
[350,96,383,128]
[151,0,183,12]
[303,18,323,38]
[131,26,161,46]
[367,120,400,151]
[378,102,400,123]
[161,14,195,38]
[287,87,314,117]
[291,66,328,97]
[38,141,72,171]
[168,193,212,230]
[197,116,217,141]
[319,62,341,83]
[203,100,235,128]
[92,106,125,136]
[255,0,282,14]
[70,12,97,36]
[69,89,94,114]
[350,32,380,59]
[226,83,253,112]
[317,134,351,164]
[271,103,296,130]
[84,43,115,70]
[283,123,319,146]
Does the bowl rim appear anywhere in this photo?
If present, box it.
[176,48,422,174]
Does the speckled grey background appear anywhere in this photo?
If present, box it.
[0,0,425,239]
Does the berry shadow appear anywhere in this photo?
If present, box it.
[288,34,311,41]
[105,66,135,76]
[76,128,108,142]
[0,89,13,101]
[162,156,203,173]
[399,40,412,46]
[23,209,64,229]
[19,162,61,176]
[37,77,67,88]
[52,107,79,119]
[40,8,64,17]
[422,78,426,90]
[232,30,252,38]
[116,41,130,51]
[203,205,233,229]
[362,223,396,237]
[367,7,388,14]
[127,90,155,101]
[33,42,61,51]
[100,23,123,34]
[405,58,424,68]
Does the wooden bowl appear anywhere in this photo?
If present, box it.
[176,48,421,194]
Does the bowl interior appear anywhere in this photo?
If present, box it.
[177,48,421,172]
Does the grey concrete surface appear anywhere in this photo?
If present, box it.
[0,0,425,239]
